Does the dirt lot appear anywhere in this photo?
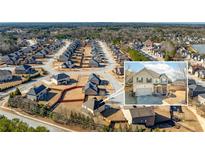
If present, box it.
[163,91,186,105]
[76,75,88,86]
[54,101,83,113]
[154,106,203,132]
[63,87,84,101]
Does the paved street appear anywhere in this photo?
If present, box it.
[33,40,124,103]
[0,40,125,131]
[0,109,66,131]
[0,97,72,132]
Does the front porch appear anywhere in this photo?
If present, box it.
[153,84,168,96]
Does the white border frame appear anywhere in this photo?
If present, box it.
[124,61,188,106]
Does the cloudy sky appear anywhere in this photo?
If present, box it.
[125,61,187,81]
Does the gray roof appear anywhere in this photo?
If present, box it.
[85,81,98,92]
[16,64,31,71]
[0,70,12,76]
[89,73,100,81]
[27,84,47,96]
[83,97,105,111]
[89,59,99,65]
[188,79,196,85]
[189,84,205,92]
[52,73,70,81]
[129,107,155,118]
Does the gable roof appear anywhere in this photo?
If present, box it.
[188,79,196,85]
[129,107,155,118]
[83,97,105,111]
[85,81,98,92]
[16,64,31,71]
[27,84,47,96]
[0,70,12,76]
[90,58,99,65]
[89,73,100,81]
[135,67,160,78]
[52,73,70,81]
[189,84,205,92]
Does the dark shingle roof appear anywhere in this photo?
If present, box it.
[129,107,155,118]
[52,73,70,81]
[89,73,100,81]
[16,64,31,71]
[84,81,98,92]
[83,98,105,111]
[27,84,47,96]
[189,84,205,92]
[188,79,196,85]
[0,70,12,76]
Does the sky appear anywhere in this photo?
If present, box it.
[125,61,187,81]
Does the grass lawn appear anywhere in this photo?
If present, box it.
[128,48,149,61]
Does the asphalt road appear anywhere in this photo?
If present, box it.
[0,40,124,131]
[0,96,69,132]
[35,40,124,103]
[0,109,65,132]
[0,41,73,131]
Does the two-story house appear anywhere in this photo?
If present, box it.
[133,67,169,96]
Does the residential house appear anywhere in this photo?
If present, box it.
[35,51,46,58]
[89,73,101,85]
[0,70,13,82]
[188,79,196,85]
[52,73,70,85]
[199,70,205,79]
[15,64,33,74]
[61,60,75,68]
[27,84,48,101]
[84,81,106,96]
[144,39,153,51]
[82,97,105,115]
[2,55,15,65]
[89,73,109,85]
[89,58,100,67]
[84,81,99,96]
[24,56,37,64]
[122,106,155,127]
[188,65,203,75]
[132,68,169,96]
[189,84,205,97]
[59,53,70,62]
[114,67,124,75]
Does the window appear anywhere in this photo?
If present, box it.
[146,78,152,83]
[136,77,143,83]
[160,76,167,83]
[154,79,160,84]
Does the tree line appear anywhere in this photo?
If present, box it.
[0,115,49,132]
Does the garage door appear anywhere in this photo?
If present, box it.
[135,88,152,96]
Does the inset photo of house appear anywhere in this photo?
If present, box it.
[125,61,188,105]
